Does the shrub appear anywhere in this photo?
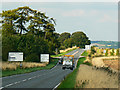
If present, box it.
[110,48,114,56]
[105,49,108,56]
[60,46,66,50]
[91,46,96,55]
[25,53,39,62]
[116,49,119,56]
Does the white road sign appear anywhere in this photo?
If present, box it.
[104,50,106,53]
[85,45,91,50]
[40,54,49,62]
[8,52,23,61]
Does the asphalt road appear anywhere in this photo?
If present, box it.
[1,49,85,89]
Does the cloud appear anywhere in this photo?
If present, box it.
[98,14,117,23]
[62,9,85,17]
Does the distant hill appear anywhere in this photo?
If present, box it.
[91,41,119,49]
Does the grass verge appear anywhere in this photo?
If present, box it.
[81,51,88,56]
[2,58,59,77]
[58,57,86,88]
[51,48,77,57]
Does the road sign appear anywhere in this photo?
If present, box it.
[85,45,91,50]
[8,52,23,61]
[103,50,106,53]
[40,54,49,62]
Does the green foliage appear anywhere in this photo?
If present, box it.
[2,35,19,61]
[110,48,114,56]
[81,51,88,56]
[91,46,96,54]
[71,31,91,48]
[1,6,61,62]
[60,46,66,50]
[1,6,91,62]
[25,53,39,62]
[105,49,108,56]
[116,49,119,56]
[63,38,73,48]
[59,32,71,44]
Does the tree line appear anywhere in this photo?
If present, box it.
[1,6,91,62]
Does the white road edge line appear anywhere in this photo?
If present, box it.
[4,83,14,87]
[0,87,4,90]
[53,82,61,90]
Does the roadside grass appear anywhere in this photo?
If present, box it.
[81,51,88,57]
[51,48,77,57]
[58,57,86,88]
[2,58,59,77]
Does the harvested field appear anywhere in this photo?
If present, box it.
[75,64,118,88]
[92,56,119,72]
[103,60,119,71]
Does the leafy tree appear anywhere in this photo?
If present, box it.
[91,46,96,55]
[59,32,71,44]
[2,35,19,61]
[63,38,73,48]
[110,48,114,56]
[116,48,119,56]
[105,49,108,56]
[71,31,91,48]
[1,6,57,62]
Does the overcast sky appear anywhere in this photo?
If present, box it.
[1,2,118,41]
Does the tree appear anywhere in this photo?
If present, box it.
[91,46,96,55]
[63,38,73,48]
[71,31,91,48]
[1,6,57,62]
[2,35,19,61]
[116,48,119,56]
[105,49,108,56]
[110,48,114,56]
[59,32,71,44]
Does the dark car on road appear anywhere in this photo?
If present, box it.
[59,57,63,64]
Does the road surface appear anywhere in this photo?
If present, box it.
[1,49,85,89]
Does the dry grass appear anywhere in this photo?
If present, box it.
[103,60,119,70]
[1,62,47,70]
[60,46,77,53]
[75,64,118,88]
[92,56,119,72]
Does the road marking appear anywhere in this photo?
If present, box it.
[50,62,59,70]
[72,51,79,55]
[28,78,32,80]
[0,87,4,89]
[14,82,19,84]
[22,79,27,82]
[4,83,14,87]
[53,82,61,90]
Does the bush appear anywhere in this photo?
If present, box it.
[116,49,119,56]
[110,48,114,56]
[91,46,96,55]
[105,49,108,56]
[60,46,66,50]
[25,53,39,62]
